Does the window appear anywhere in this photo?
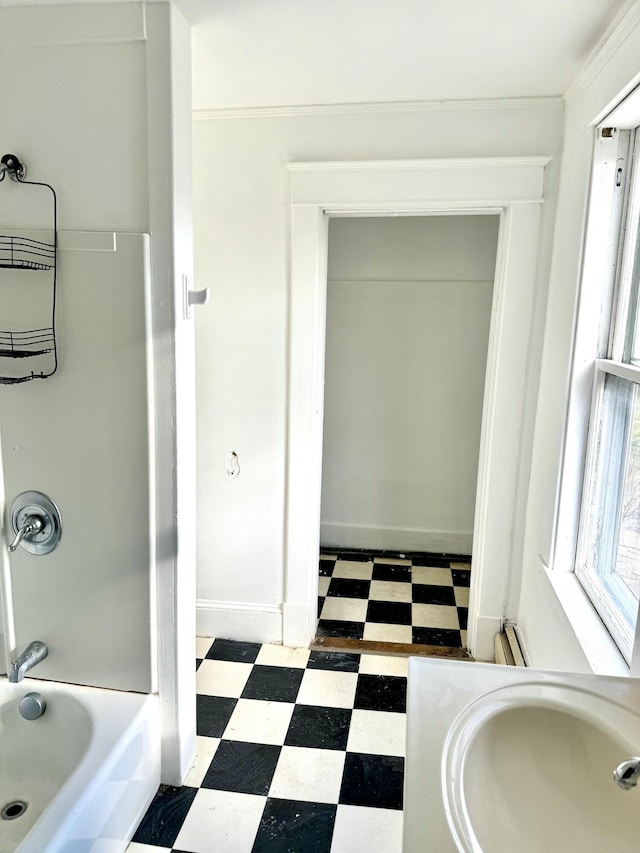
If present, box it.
[576,125,640,664]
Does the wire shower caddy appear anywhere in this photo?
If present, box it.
[0,153,58,384]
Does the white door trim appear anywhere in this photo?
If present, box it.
[146,3,196,784]
[283,157,548,659]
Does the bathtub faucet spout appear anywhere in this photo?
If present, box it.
[9,641,48,683]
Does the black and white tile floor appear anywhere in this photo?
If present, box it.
[128,638,407,853]
[317,551,471,647]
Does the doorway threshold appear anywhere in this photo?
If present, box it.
[311,636,473,660]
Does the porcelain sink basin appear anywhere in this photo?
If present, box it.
[403,659,640,853]
[442,683,640,852]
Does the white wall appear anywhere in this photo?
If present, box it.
[518,2,640,672]
[0,1,193,720]
[0,2,153,691]
[320,215,498,554]
[193,99,563,641]
[0,233,153,691]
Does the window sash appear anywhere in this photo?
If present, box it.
[572,124,640,665]
[614,132,640,363]
[576,360,640,663]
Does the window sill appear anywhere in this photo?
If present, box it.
[543,563,629,677]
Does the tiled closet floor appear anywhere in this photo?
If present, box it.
[128,638,407,853]
[316,551,471,648]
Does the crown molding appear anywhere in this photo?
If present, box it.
[565,0,640,99]
[193,96,562,122]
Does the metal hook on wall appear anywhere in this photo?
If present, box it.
[0,154,27,183]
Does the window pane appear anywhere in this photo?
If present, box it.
[578,373,640,654]
[616,382,640,605]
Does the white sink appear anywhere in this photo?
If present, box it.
[403,659,640,852]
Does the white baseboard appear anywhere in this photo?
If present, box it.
[320,522,472,555]
[196,599,282,644]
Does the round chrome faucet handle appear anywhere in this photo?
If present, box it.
[9,492,62,556]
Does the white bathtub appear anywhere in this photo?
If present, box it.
[0,678,160,853]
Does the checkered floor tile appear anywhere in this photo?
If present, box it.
[317,550,471,647]
[128,638,407,853]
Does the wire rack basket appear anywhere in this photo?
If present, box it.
[0,235,55,271]
[0,154,58,384]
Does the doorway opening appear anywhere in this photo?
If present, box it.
[282,157,548,662]
[314,214,499,655]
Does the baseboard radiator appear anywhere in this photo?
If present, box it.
[494,623,527,666]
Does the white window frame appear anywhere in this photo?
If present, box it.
[569,117,640,668]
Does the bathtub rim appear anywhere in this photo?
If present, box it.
[0,677,161,852]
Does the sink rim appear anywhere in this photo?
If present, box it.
[441,681,640,853]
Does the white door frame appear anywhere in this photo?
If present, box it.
[282,158,549,660]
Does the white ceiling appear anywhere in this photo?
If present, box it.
[181,0,628,111]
